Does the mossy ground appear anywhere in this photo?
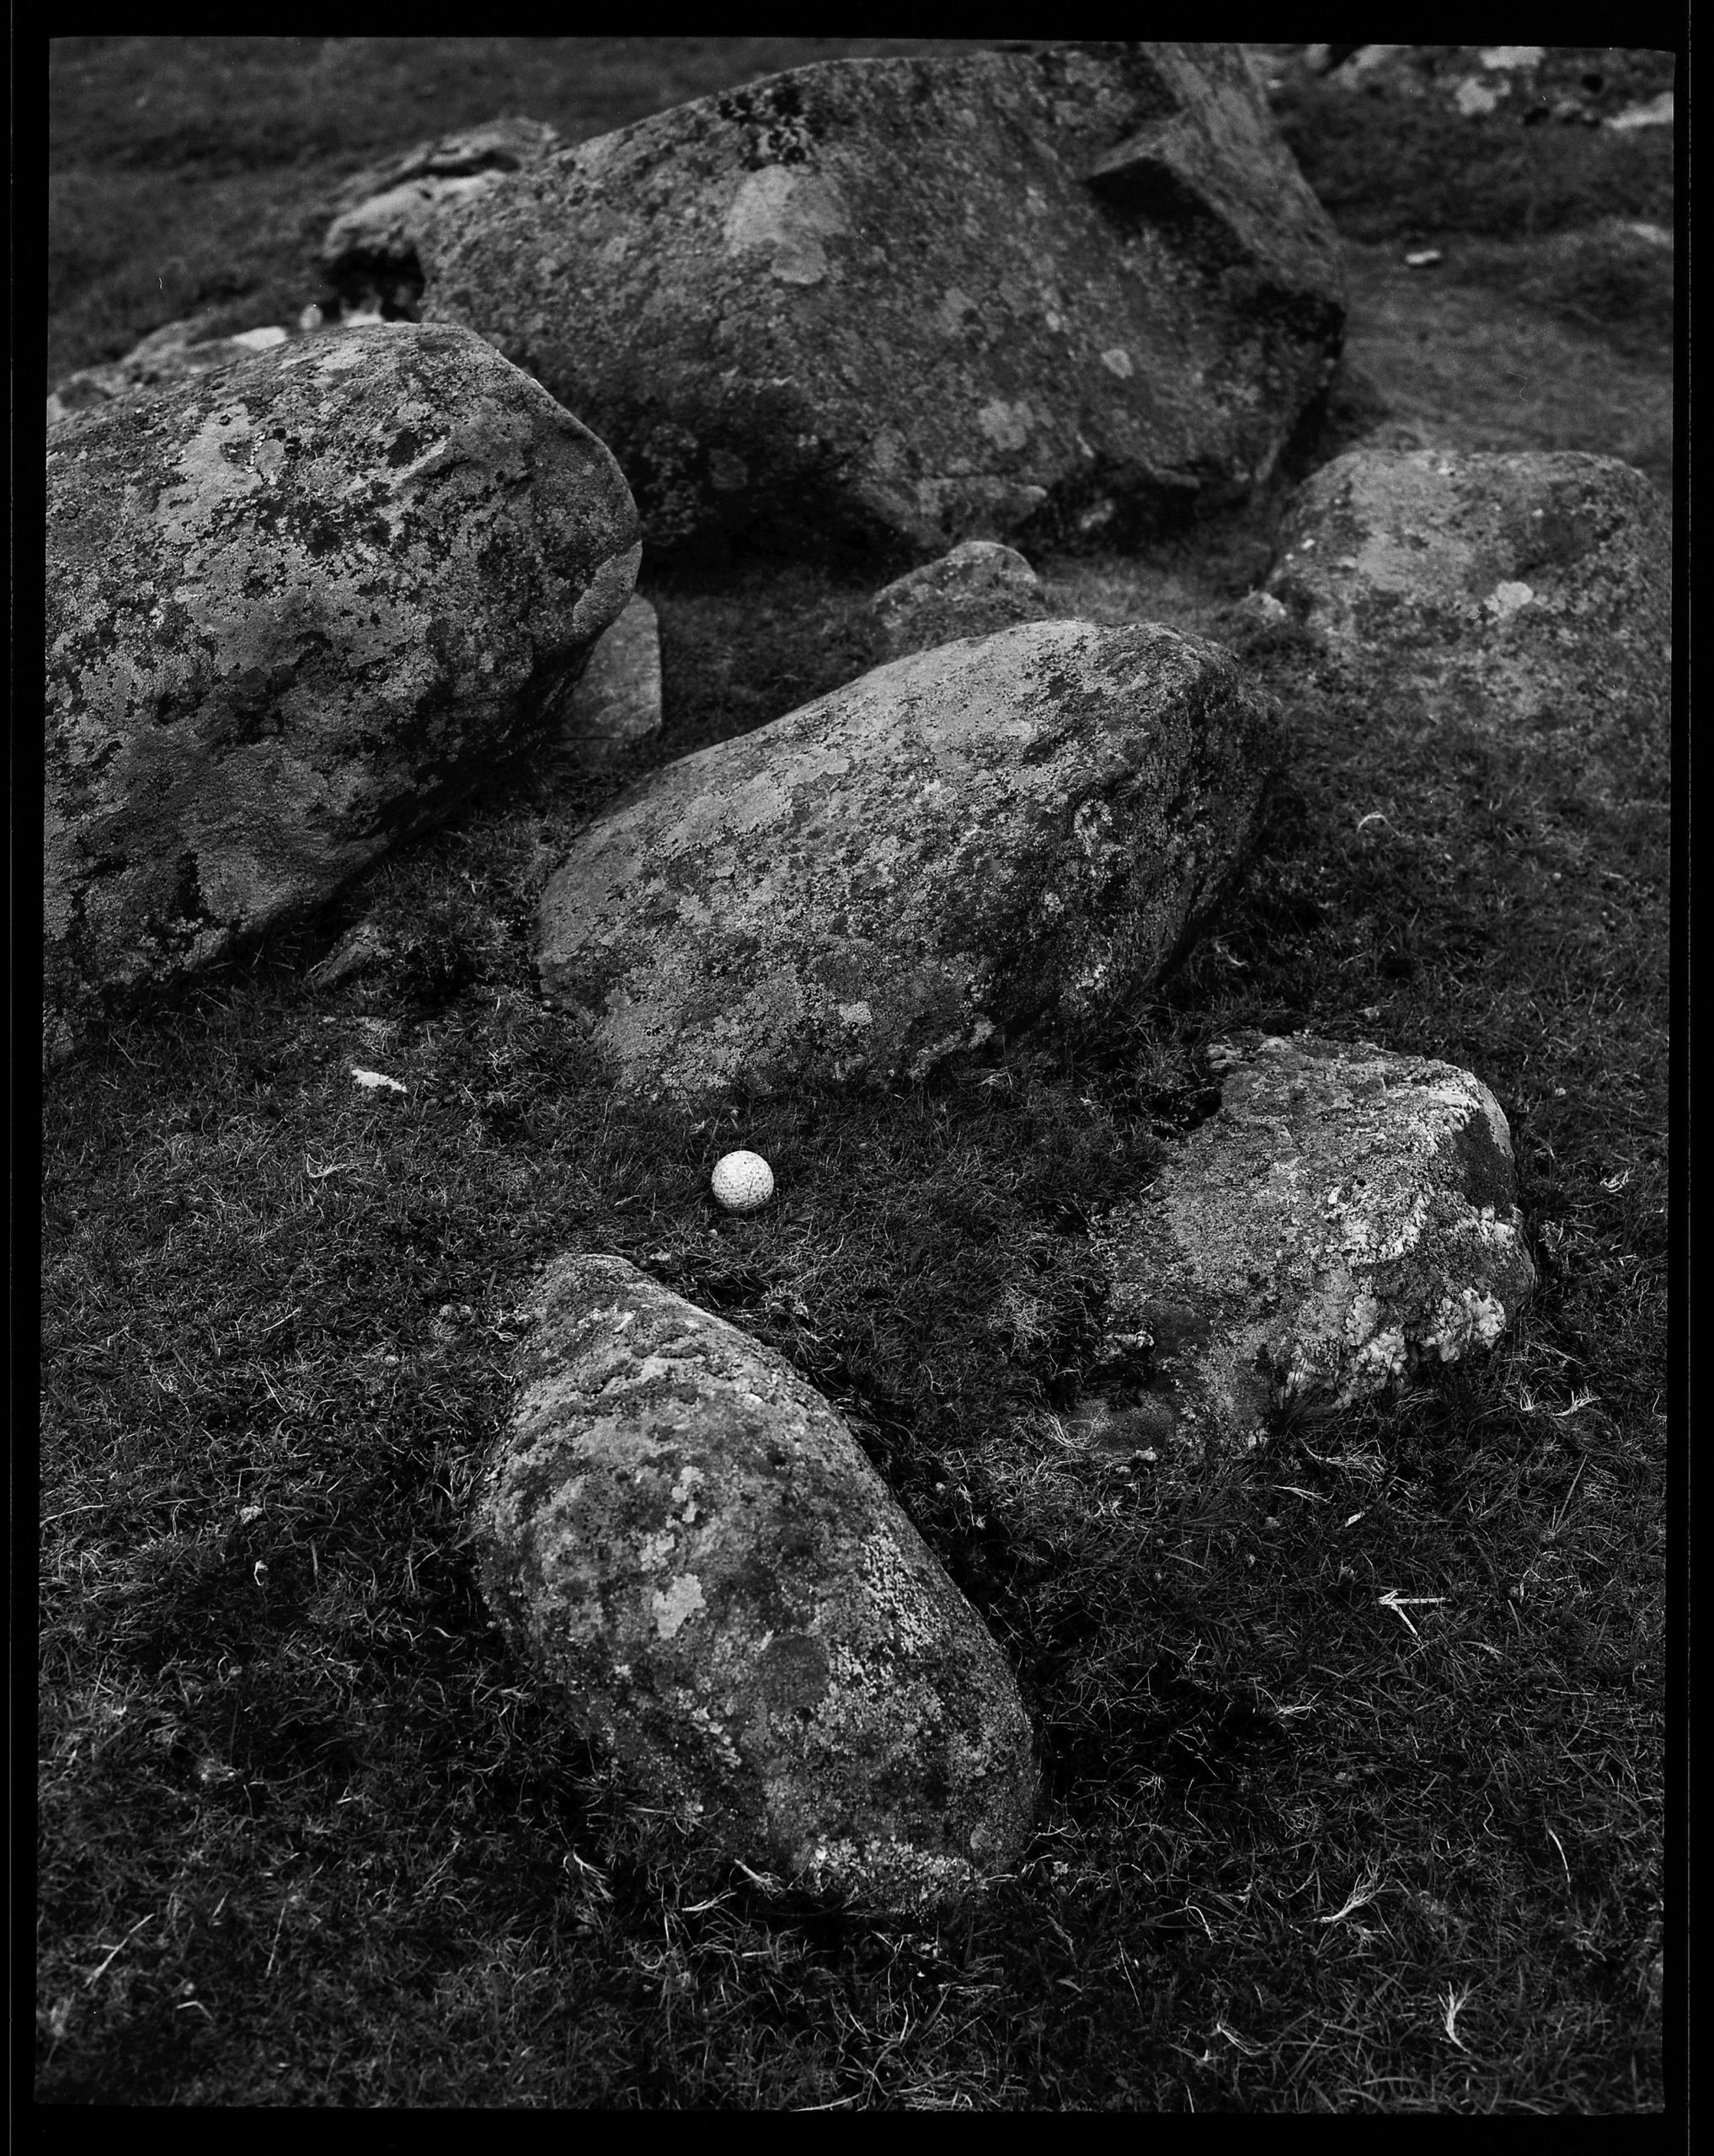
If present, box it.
[39,39,1674,2109]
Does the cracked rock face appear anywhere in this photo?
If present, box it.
[1081,1033,1537,1472]
[475,1253,1039,1912]
[1266,449,1670,807]
[537,616,1284,1107]
[45,319,639,1067]
[420,42,1343,564]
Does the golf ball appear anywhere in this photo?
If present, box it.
[711,1150,774,1213]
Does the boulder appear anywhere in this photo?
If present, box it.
[318,115,563,320]
[1076,1033,1537,1475]
[1265,449,1670,804]
[420,42,1344,564]
[45,319,639,1065]
[560,595,662,765]
[872,540,1053,661]
[537,616,1284,1107]
[476,1252,1039,1910]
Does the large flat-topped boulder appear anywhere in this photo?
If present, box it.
[45,320,639,1065]
[1265,450,1670,805]
[421,43,1344,564]
[477,1253,1039,1912]
[538,617,1284,1106]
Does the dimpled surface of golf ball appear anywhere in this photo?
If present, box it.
[712,1150,774,1213]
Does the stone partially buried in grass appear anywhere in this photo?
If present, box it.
[45,319,640,1067]
[1265,448,1670,806]
[537,616,1284,1107]
[1078,1033,1537,1474]
[475,1253,1039,1913]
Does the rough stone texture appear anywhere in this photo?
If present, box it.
[45,319,639,1065]
[421,43,1344,564]
[318,115,563,318]
[48,317,294,429]
[476,1252,1039,1911]
[872,540,1053,660]
[1077,1032,1537,1475]
[1264,449,1670,805]
[561,595,662,763]
[538,617,1284,1107]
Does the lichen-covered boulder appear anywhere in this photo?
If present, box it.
[537,617,1284,1107]
[421,42,1343,563]
[1265,449,1670,804]
[1078,1033,1537,1472]
[45,319,639,1066]
[476,1253,1039,1911]
[317,115,563,319]
[872,540,1053,661]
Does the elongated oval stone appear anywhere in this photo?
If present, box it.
[475,1253,1039,1911]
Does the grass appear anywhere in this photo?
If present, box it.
[39,39,1672,2110]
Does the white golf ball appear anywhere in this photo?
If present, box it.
[711,1150,774,1213]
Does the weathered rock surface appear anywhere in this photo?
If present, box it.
[561,595,662,764]
[45,319,639,1065]
[1265,449,1670,804]
[538,617,1284,1106]
[1076,1033,1537,1474]
[872,540,1054,660]
[421,43,1344,563]
[318,115,563,319]
[476,1253,1039,1910]
[48,317,293,429]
